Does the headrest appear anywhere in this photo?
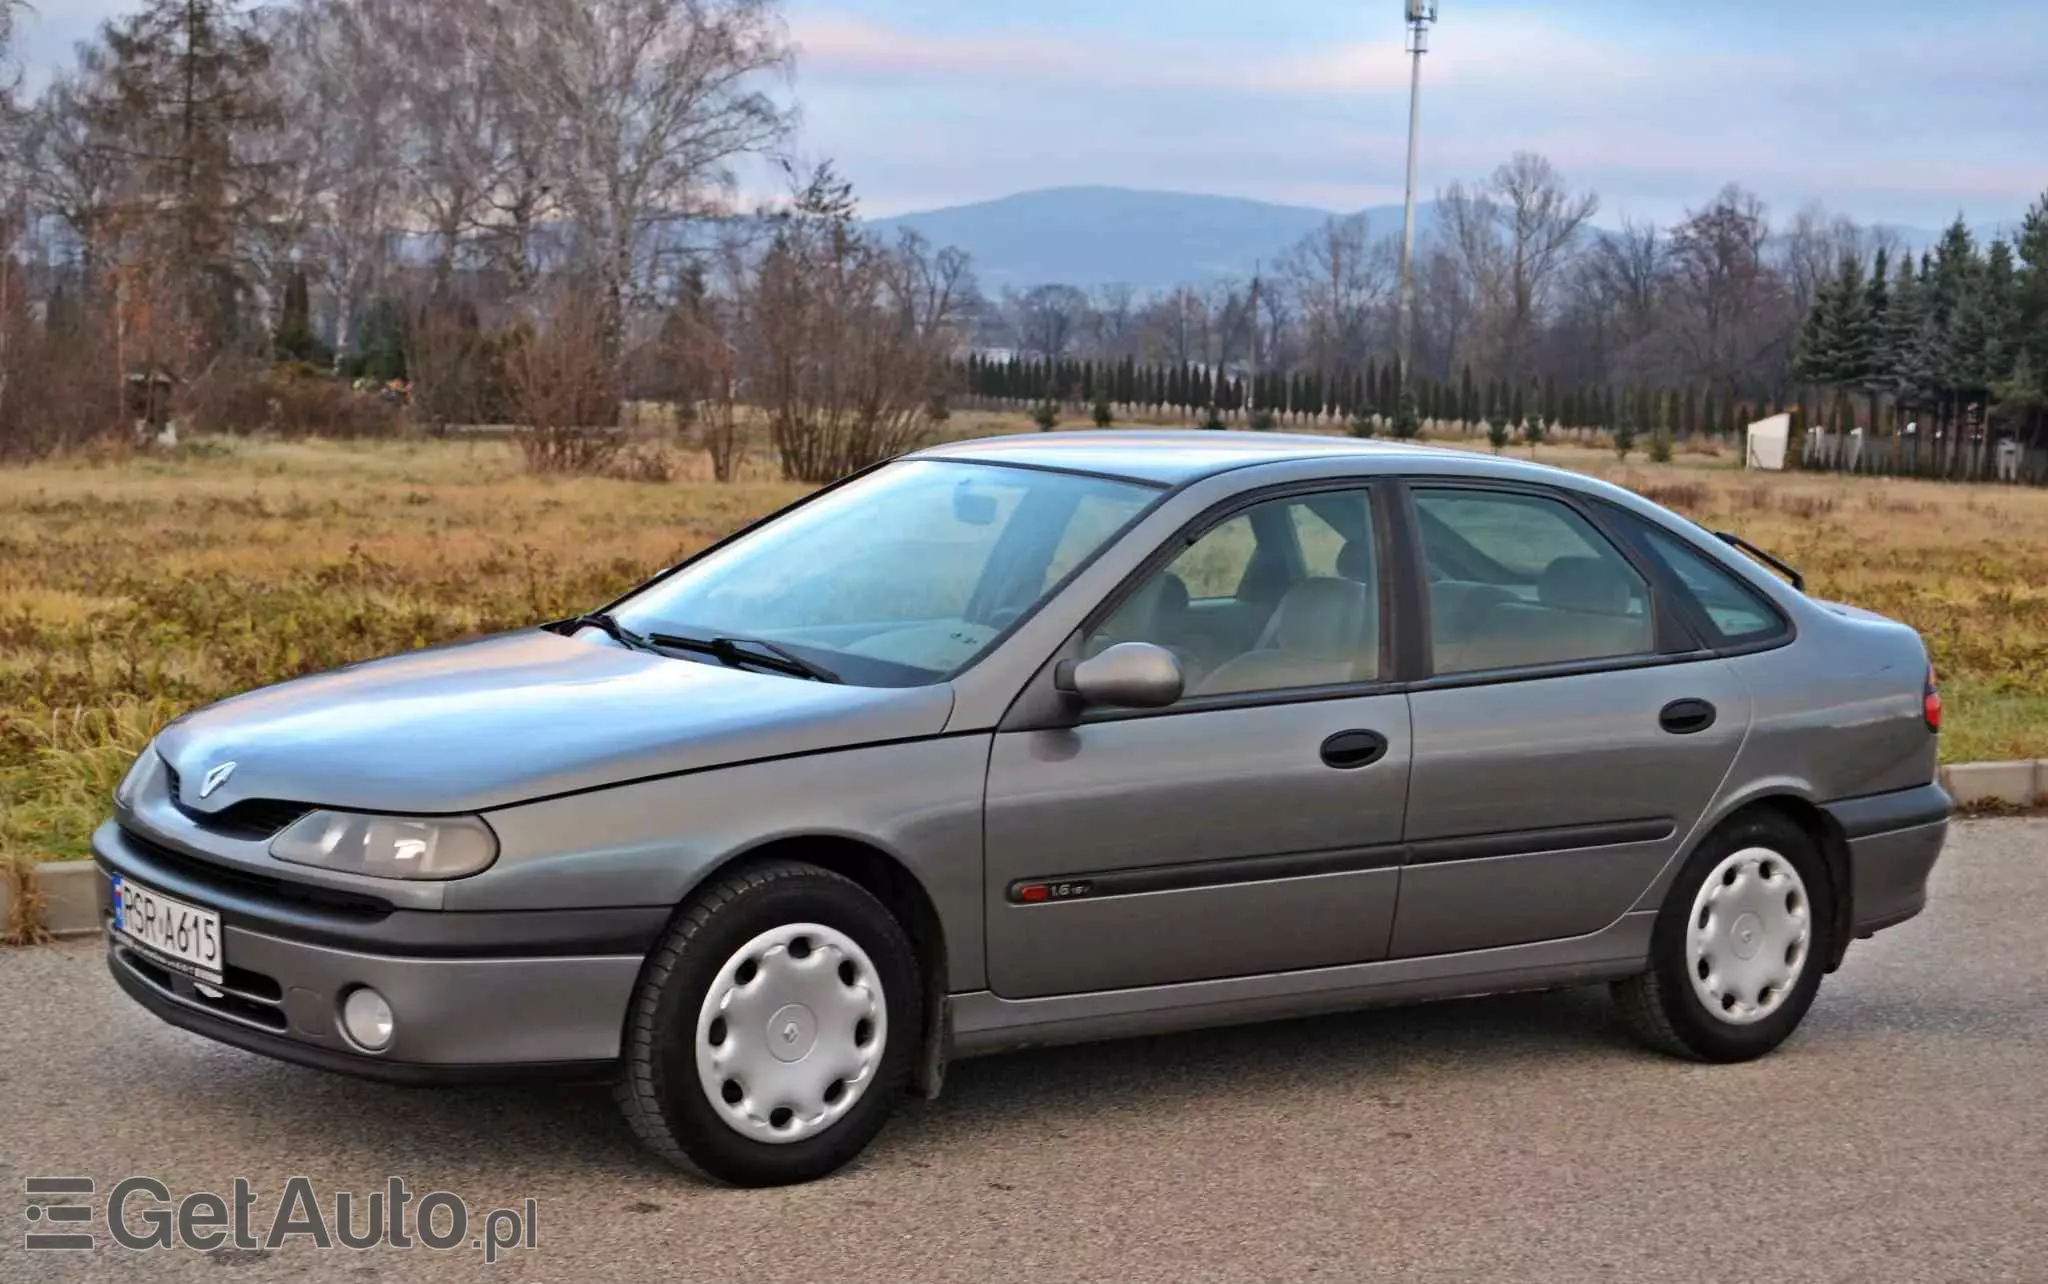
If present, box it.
[1336,537,1377,584]
[1153,569,1190,615]
[1538,556,1632,615]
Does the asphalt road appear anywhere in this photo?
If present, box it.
[4,818,2044,1284]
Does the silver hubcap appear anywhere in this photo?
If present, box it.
[695,923,885,1144]
[1687,846,1812,1025]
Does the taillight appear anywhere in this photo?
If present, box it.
[1923,662,1942,733]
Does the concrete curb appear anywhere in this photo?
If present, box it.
[3,859,103,939]
[4,758,2044,941]
[1939,760,2048,809]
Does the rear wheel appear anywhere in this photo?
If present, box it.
[1612,811,1832,1062]
[615,861,920,1185]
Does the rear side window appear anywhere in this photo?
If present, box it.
[1628,521,1787,647]
[1412,488,1654,675]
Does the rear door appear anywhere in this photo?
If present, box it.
[1389,482,1752,958]
[982,482,1412,998]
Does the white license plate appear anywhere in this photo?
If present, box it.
[111,876,222,984]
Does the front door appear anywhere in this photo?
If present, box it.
[983,485,1412,999]
[1388,483,1751,958]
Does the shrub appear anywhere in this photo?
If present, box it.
[1648,430,1674,464]
[503,295,625,475]
[606,442,679,483]
[1486,417,1510,453]
[1612,419,1638,461]
[180,362,402,439]
[1032,401,1059,431]
[1348,409,1375,438]
[1251,407,1278,432]
[1092,399,1115,428]
[0,296,152,460]
[1782,492,1838,521]
[1391,392,1421,440]
[1200,404,1227,431]
[925,392,952,424]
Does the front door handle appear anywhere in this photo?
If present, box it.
[1659,699,1718,735]
[1320,729,1389,769]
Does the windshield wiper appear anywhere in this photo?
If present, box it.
[648,632,842,684]
[563,611,660,653]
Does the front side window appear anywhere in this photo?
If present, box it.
[1084,489,1381,698]
[613,460,1156,686]
[1413,487,1654,675]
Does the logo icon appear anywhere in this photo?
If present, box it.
[24,1177,96,1250]
[199,761,237,799]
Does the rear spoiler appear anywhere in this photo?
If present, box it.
[1714,531,1805,592]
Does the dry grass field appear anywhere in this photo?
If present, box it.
[3,425,2044,890]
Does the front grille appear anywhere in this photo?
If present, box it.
[119,827,393,919]
[162,765,315,841]
[116,945,290,1032]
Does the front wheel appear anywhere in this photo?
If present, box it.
[1612,811,1833,1062]
[615,861,921,1186]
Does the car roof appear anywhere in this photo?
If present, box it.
[913,429,1576,488]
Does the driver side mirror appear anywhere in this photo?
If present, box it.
[1054,642,1184,710]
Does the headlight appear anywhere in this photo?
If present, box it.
[114,746,157,808]
[269,811,499,880]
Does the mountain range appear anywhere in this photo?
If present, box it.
[871,186,1438,294]
[871,185,1990,295]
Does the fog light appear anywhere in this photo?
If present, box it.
[340,987,395,1052]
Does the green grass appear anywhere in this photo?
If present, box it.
[1937,683,2048,767]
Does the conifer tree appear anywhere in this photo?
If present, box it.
[83,0,284,365]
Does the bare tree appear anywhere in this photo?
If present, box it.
[1779,202,1862,325]
[738,163,968,483]
[262,0,409,365]
[490,0,792,361]
[1136,285,1209,366]
[1255,270,1296,374]
[1589,218,1665,343]
[1411,240,1474,379]
[0,0,25,152]
[377,0,495,292]
[24,77,123,280]
[1207,278,1256,372]
[1282,214,1393,380]
[1657,184,1790,396]
[1440,152,1599,381]
[1014,283,1089,363]
[1087,283,1138,360]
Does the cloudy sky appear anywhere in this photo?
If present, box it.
[16,0,2045,228]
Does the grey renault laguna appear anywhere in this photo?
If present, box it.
[97,431,1951,1185]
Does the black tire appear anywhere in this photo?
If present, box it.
[1612,810,1833,1062]
[614,860,921,1186]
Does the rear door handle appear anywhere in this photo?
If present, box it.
[1659,699,1717,735]
[1320,729,1389,769]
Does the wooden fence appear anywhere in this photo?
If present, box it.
[1795,430,2048,485]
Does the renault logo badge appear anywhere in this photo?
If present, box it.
[198,762,238,799]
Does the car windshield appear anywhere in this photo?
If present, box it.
[609,459,1158,687]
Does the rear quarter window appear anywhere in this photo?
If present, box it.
[1625,518,1788,647]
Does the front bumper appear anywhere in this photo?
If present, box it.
[94,822,660,1084]
[1823,782,1952,938]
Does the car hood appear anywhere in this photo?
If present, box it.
[154,630,957,815]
